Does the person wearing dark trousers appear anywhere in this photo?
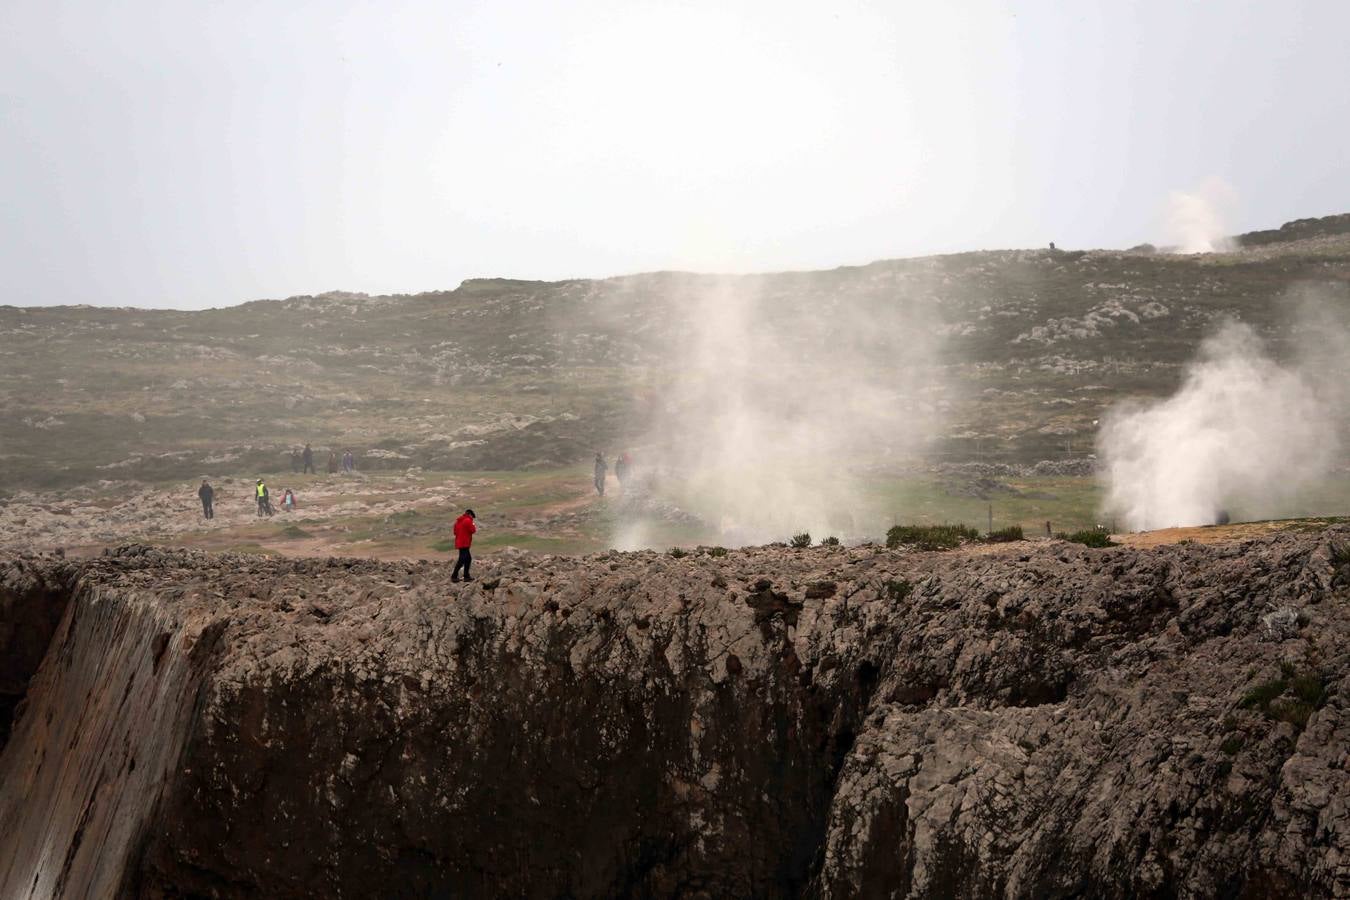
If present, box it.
[451,508,477,582]
[302,443,315,474]
[198,480,215,519]
[593,452,607,496]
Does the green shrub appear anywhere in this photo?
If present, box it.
[1057,529,1116,548]
[1238,669,1326,732]
[668,547,688,558]
[1269,700,1315,730]
[984,525,1024,543]
[704,546,728,558]
[1290,673,1326,707]
[790,532,812,549]
[279,524,312,540]
[886,524,979,551]
[820,535,840,547]
[1239,678,1287,710]
[883,578,913,602]
[1219,734,1245,755]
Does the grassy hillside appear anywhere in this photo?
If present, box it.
[2,216,1348,495]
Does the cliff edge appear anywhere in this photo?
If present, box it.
[1,531,1348,897]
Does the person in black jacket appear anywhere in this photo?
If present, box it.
[302,443,315,474]
[593,452,607,496]
[198,480,215,519]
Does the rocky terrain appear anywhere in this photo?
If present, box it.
[2,527,1347,897]
[3,214,1349,494]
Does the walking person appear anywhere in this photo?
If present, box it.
[343,449,354,473]
[302,443,315,474]
[451,509,477,583]
[327,450,339,474]
[614,452,629,492]
[198,480,215,519]
[593,452,607,496]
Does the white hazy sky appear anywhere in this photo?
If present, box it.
[3,1,1349,309]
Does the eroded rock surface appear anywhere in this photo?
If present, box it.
[1,530,1348,898]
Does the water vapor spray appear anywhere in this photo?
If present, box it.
[1098,316,1344,530]
[1164,177,1237,254]
[620,271,942,547]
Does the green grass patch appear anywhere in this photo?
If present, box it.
[886,524,979,551]
[278,524,312,540]
[984,525,1024,543]
[1057,529,1116,548]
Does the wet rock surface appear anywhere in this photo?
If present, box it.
[1,529,1348,898]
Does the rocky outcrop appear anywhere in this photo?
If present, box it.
[1,531,1348,897]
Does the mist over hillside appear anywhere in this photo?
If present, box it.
[1,214,1348,496]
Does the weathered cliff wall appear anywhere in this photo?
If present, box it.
[0,557,74,752]
[1,531,1347,898]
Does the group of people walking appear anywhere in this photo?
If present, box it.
[194,442,354,519]
[196,478,297,519]
[290,444,357,475]
[593,450,633,496]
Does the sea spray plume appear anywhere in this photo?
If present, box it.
[630,270,944,546]
[1164,177,1237,254]
[1098,320,1338,530]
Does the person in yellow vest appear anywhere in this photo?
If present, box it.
[255,478,272,517]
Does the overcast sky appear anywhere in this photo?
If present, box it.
[3,1,1349,309]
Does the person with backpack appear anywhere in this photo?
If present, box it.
[255,479,272,516]
[451,509,477,583]
[198,480,215,519]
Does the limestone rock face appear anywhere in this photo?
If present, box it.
[1,531,1347,898]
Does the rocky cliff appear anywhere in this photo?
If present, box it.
[1,531,1348,897]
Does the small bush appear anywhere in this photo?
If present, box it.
[883,578,913,602]
[668,547,688,558]
[820,536,840,547]
[984,525,1024,543]
[1289,673,1326,707]
[1057,529,1116,548]
[1331,543,1350,587]
[1269,700,1315,730]
[790,532,812,549]
[1219,734,1245,756]
[704,546,728,558]
[1239,678,1286,710]
[886,524,979,551]
[279,524,312,540]
[1237,668,1326,732]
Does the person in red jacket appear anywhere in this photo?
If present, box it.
[451,509,477,582]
